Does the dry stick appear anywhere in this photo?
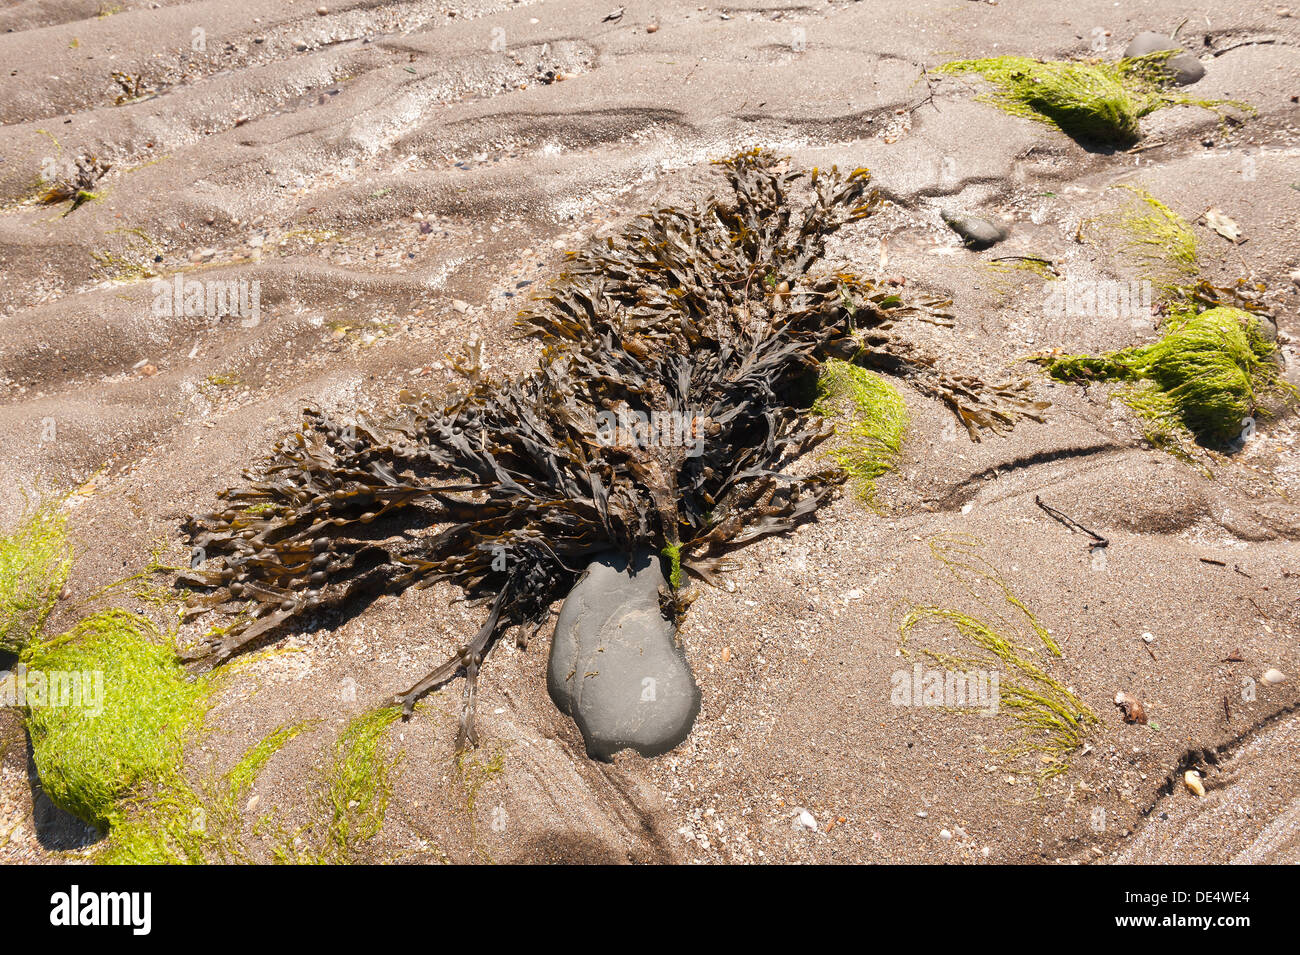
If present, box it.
[1127,139,1168,154]
[1211,38,1279,57]
[907,67,940,114]
[1033,495,1109,548]
[990,255,1055,266]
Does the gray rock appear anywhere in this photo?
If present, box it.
[940,209,1008,249]
[1124,31,1206,85]
[547,550,700,760]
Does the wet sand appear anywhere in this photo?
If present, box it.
[1,0,1298,863]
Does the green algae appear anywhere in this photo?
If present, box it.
[938,54,1251,146]
[104,708,405,865]
[661,543,684,589]
[899,536,1097,781]
[22,609,209,829]
[0,501,73,654]
[100,722,308,865]
[0,509,362,864]
[320,706,403,859]
[813,359,908,504]
[1112,185,1198,287]
[1038,307,1294,446]
[269,706,404,864]
[455,744,506,814]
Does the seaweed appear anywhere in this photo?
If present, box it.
[812,359,908,504]
[100,721,308,864]
[1111,185,1198,289]
[38,155,111,214]
[22,609,209,829]
[270,706,404,864]
[900,536,1097,781]
[938,53,1251,146]
[1038,307,1295,446]
[0,500,73,654]
[179,149,1046,750]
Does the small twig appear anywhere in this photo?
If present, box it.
[1222,695,1231,723]
[1233,564,1252,579]
[1034,495,1109,548]
[990,255,1055,266]
[1198,557,1226,567]
[1211,38,1278,57]
[1126,139,1168,154]
[907,67,940,114]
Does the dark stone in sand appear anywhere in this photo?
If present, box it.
[547,551,700,760]
[940,209,1008,249]
[1124,31,1206,86]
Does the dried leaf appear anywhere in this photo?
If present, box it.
[1203,208,1244,244]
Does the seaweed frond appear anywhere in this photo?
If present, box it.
[813,359,908,505]
[938,53,1250,146]
[1112,185,1197,287]
[0,501,73,654]
[179,149,1046,748]
[22,609,208,829]
[1038,306,1295,446]
[900,536,1097,780]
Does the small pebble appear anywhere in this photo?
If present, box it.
[1123,31,1206,85]
[1262,668,1287,685]
[1184,770,1206,797]
[940,209,1008,249]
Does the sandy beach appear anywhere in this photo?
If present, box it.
[1,0,1298,865]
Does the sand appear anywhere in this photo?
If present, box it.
[1,0,1298,864]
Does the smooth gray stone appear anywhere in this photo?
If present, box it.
[940,209,1008,249]
[547,550,700,760]
[1124,31,1206,85]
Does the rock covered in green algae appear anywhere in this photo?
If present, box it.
[547,551,700,760]
[1125,32,1205,86]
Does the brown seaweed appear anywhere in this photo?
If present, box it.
[179,149,1046,749]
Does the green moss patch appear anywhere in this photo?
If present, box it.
[0,502,73,654]
[99,721,308,865]
[270,706,404,864]
[22,609,208,829]
[1112,185,1198,288]
[813,359,908,504]
[938,54,1250,146]
[1038,307,1293,446]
